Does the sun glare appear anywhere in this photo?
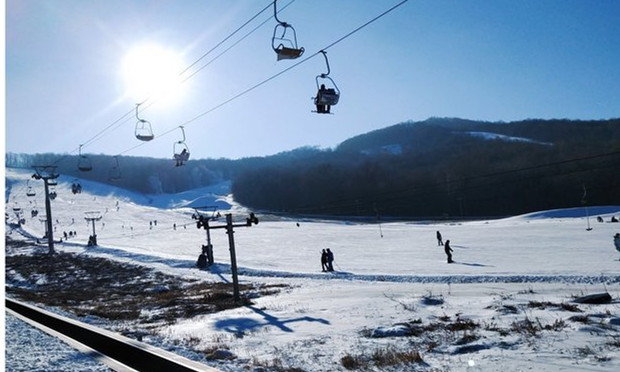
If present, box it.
[122,44,185,106]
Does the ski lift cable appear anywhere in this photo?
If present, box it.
[180,0,295,86]
[52,1,285,164]
[97,1,284,144]
[177,0,411,128]
[74,0,410,159]
[180,1,279,75]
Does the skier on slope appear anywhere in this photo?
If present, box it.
[444,240,454,264]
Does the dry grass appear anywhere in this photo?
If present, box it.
[5,237,285,327]
[341,347,424,370]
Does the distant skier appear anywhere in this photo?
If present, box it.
[326,248,334,271]
[436,231,443,246]
[444,240,454,263]
[321,249,328,272]
[614,233,620,254]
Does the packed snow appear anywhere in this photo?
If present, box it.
[5,168,620,371]
[463,131,553,146]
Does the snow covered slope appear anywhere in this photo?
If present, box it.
[5,167,620,371]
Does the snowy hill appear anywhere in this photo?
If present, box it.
[5,166,620,371]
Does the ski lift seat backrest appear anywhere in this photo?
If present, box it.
[272,14,303,61]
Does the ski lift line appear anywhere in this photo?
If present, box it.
[85,0,287,143]
[57,2,286,160]
[179,1,294,87]
[180,1,279,75]
[321,0,409,52]
[73,0,411,159]
[179,0,410,127]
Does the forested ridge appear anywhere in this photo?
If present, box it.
[7,118,620,218]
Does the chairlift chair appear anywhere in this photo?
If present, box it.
[272,0,304,61]
[26,181,36,197]
[313,51,340,114]
[108,156,122,181]
[173,126,190,166]
[77,144,93,172]
[135,103,154,141]
[315,76,340,106]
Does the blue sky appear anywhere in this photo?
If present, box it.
[5,0,620,160]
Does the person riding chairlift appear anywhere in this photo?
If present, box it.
[315,84,331,114]
[174,148,190,167]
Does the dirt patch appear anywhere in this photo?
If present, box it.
[5,237,285,327]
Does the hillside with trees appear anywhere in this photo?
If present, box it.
[7,118,620,218]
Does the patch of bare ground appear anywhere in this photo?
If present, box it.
[5,237,286,328]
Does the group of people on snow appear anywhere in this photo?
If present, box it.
[321,248,335,272]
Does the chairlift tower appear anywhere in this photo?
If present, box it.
[84,211,103,246]
[196,212,259,303]
[32,166,59,254]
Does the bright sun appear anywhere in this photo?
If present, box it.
[122,44,185,106]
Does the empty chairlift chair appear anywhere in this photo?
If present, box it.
[272,0,304,61]
[135,103,154,141]
[77,144,93,172]
[108,156,122,181]
[26,181,36,197]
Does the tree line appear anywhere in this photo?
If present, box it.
[7,118,620,218]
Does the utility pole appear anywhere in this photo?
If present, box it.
[84,211,103,246]
[196,212,259,303]
[32,166,59,255]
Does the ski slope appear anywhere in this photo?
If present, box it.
[5,168,620,371]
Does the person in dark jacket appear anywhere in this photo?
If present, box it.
[436,230,443,246]
[321,249,328,272]
[326,248,334,271]
[444,240,454,263]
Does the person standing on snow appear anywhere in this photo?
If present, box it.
[436,230,443,246]
[444,240,454,263]
[321,249,328,272]
[326,248,334,271]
